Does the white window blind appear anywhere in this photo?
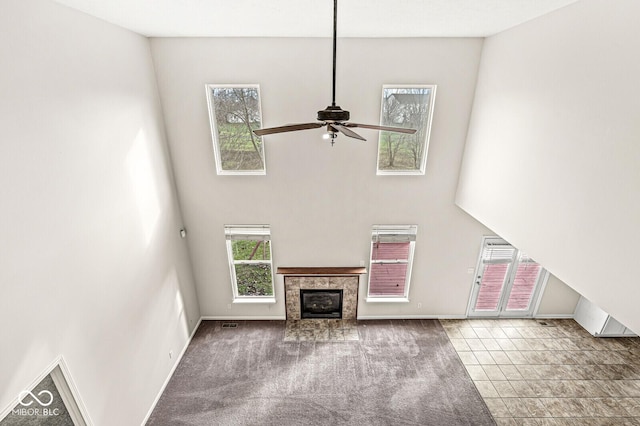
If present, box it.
[368,225,417,299]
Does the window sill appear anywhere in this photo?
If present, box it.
[217,170,266,176]
[233,297,276,304]
[366,297,410,303]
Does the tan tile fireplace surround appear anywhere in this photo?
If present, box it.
[278,267,365,320]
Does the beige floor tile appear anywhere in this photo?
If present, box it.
[499,364,524,380]
[449,338,471,352]
[457,351,480,365]
[460,327,479,338]
[473,327,494,339]
[443,318,640,425]
[490,328,509,339]
[505,351,528,365]
[484,397,511,417]
[502,397,532,417]
[518,398,550,418]
[503,327,524,339]
[481,338,502,351]
[466,338,487,351]
[618,380,640,397]
[515,365,542,380]
[475,350,497,365]
[511,339,534,351]
[526,381,555,398]
[465,364,490,380]
[443,328,464,339]
[491,351,514,364]
[474,380,500,398]
[618,397,640,416]
[483,364,507,380]
[497,339,519,351]
[493,380,519,397]
[510,380,537,397]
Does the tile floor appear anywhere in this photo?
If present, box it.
[440,318,640,425]
[283,319,359,341]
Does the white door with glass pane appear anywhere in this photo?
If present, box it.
[468,237,547,317]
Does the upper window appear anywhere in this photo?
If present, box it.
[367,225,417,302]
[224,225,275,303]
[376,85,436,175]
[206,84,265,175]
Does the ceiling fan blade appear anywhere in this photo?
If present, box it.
[253,122,324,136]
[332,124,366,141]
[345,122,417,135]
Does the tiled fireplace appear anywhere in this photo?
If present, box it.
[280,268,363,320]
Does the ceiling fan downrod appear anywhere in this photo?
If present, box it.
[317,0,349,125]
[332,0,337,108]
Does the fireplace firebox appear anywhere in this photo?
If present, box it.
[300,289,343,319]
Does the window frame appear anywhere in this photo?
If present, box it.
[376,84,437,176]
[366,225,417,303]
[205,84,266,176]
[224,225,276,304]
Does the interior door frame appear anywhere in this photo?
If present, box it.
[466,236,548,318]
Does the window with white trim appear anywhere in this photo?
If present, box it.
[225,225,275,302]
[206,84,265,175]
[377,85,436,175]
[367,225,417,301]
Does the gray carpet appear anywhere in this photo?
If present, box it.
[147,320,495,426]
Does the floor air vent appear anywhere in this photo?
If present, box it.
[221,323,238,328]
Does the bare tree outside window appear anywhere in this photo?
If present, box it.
[206,85,265,174]
[377,86,436,174]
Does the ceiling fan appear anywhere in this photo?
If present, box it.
[253,0,417,145]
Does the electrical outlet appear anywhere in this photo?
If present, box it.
[227,303,232,309]
[359,260,365,266]
[169,350,173,359]
[417,302,422,309]
[467,267,475,274]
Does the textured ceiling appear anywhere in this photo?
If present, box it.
[52,0,580,38]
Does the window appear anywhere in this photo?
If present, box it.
[377,85,436,175]
[468,237,547,317]
[206,84,265,175]
[367,225,417,301]
[225,225,275,303]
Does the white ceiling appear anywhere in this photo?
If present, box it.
[52,0,580,38]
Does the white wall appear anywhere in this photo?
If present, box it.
[457,0,640,332]
[150,36,577,319]
[0,1,200,424]
[536,275,580,317]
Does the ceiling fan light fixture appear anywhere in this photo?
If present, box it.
[252,0,417,144]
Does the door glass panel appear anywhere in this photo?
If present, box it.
[506,258,541,310]
[474,263,509,311]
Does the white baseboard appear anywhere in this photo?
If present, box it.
[140,317,202,426]
[356,315,468,320]
[534,314,575,319]
[356,314,575,320]
[200,316,286,321]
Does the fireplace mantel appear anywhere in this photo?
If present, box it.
[277,267,367,275]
